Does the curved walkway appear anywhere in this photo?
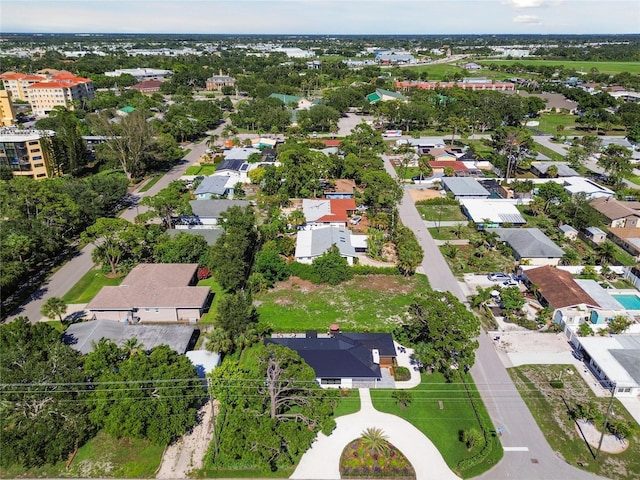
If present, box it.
[290,388,460,480]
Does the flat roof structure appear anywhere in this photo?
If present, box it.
[578,335,640,390]
[441,177,490,198]
[574,279,625,311]
[459,199,526,225]
[63,319,196,355]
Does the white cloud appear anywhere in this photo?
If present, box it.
[506,0,545,7]
[513,14,541,23]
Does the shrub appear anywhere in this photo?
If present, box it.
[393,366,411,381]
[549,379,564,389]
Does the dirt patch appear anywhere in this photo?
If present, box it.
[407,188,441,202]
[272,276,320,293]
[156,400,214,479]
[574,420,629,454]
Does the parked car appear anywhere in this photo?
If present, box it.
[502,278,519,287]
[488,273,510,282]
[350,215,362,225]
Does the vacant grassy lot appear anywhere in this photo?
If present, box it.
[185,165,216,176]
[62,269,123,304]
[0,431,164,479]
[371,372,503,478]
[509,365,640,479]
[417,204,467,221]
[536,113,582,136]
[255,274,431,332]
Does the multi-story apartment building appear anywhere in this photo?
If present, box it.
[0,71,95,117]
[0,72,48,101]
[0,91,17,126]
[0,127,54,179]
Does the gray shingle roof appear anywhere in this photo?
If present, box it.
[189,199,249,218]
[494,228,565,258]
[193,175,230,196]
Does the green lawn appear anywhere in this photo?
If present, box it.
[197,277,226,324]
[371,372,503,478]
[333,389,361,417]
[62,269,123,304]
[536,113,582,136]
[478,59,640,75]
[255,274,431,332]
[0,431,164,479]
[509,365,640,479]
[533,141,565,162]
[185,165,216,176]
[138,173,163,193]
[417,204,467,221]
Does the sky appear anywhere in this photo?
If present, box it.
[1,0,639,35]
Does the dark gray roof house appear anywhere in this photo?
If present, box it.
[215,159,249,174]
[265,331,396,388]
[494,228,565,266]
[63,319,196,355]
[189,199,249,220]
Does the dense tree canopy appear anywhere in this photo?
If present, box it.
[0,319,95,467]
[395,291,480,380]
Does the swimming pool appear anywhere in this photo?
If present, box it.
[612,294,640,310]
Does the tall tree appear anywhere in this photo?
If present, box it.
[82,217,132,275]
[395,291,480,380]
[0,319,95,468]
[598,144,633,186]
[139,180,191,228]
[88,109,156,180]
[40,297,68,322]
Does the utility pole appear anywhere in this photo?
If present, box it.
[595,381,616,460]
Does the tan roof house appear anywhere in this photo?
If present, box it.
[87,263,211,323]
[608,228,640,261]
[590,197,640,229]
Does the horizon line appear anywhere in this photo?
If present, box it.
[2,32,639,36]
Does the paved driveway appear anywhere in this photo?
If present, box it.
[291,388,460,480]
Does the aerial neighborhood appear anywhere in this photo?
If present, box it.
[2,31,640,480]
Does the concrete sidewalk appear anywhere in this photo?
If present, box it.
[291,388,460,480]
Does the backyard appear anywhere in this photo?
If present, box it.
[255,274,431,332]
[509,365,640,479]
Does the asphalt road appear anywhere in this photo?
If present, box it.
[8,133,215,323]
[383,155,605,480]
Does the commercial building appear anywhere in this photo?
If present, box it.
[0,127,53,179]
[103,68,172,80]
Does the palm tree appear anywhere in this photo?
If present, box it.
[597,241,617,266]
[123,337,144,356]
[417,154,434,180]
[452,223,464,239]
[546,165,559,178]
[359,427,389,456]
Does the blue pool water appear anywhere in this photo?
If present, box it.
[612,294,640,310]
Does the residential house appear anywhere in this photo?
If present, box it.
[0,127,54,179]
[265,330,397,388]
[181,199,250,228]
[324,179,356,199]
[295,226,365,265]
[86,263,211,323]
[558,224,579,241]
[302,198,357,229]
[402,137,446,149]
[608,228,640,261]
[530,162,579,178]
[223,147,261,161]
[193,175,234,199]
[429,161,469,176]
[167,228,223,245]
[441,177,490,200]
[590,197,640,229]
[572,335,640,397]
[560,177,614,199]
[459,199,526,226]
[524,266,600,311]
[130,80,162,94]
[366,88,408,104]
[214,159,250,181]
[494,228,564,266]
[63,320,196,354]
[581,226,607,246]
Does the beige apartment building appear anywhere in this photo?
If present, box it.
[0,71,95,117]
[0,91,17,126]
[0,127,54,179]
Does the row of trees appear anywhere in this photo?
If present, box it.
[0,319,204,468]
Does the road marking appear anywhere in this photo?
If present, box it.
[503,447,530,452]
